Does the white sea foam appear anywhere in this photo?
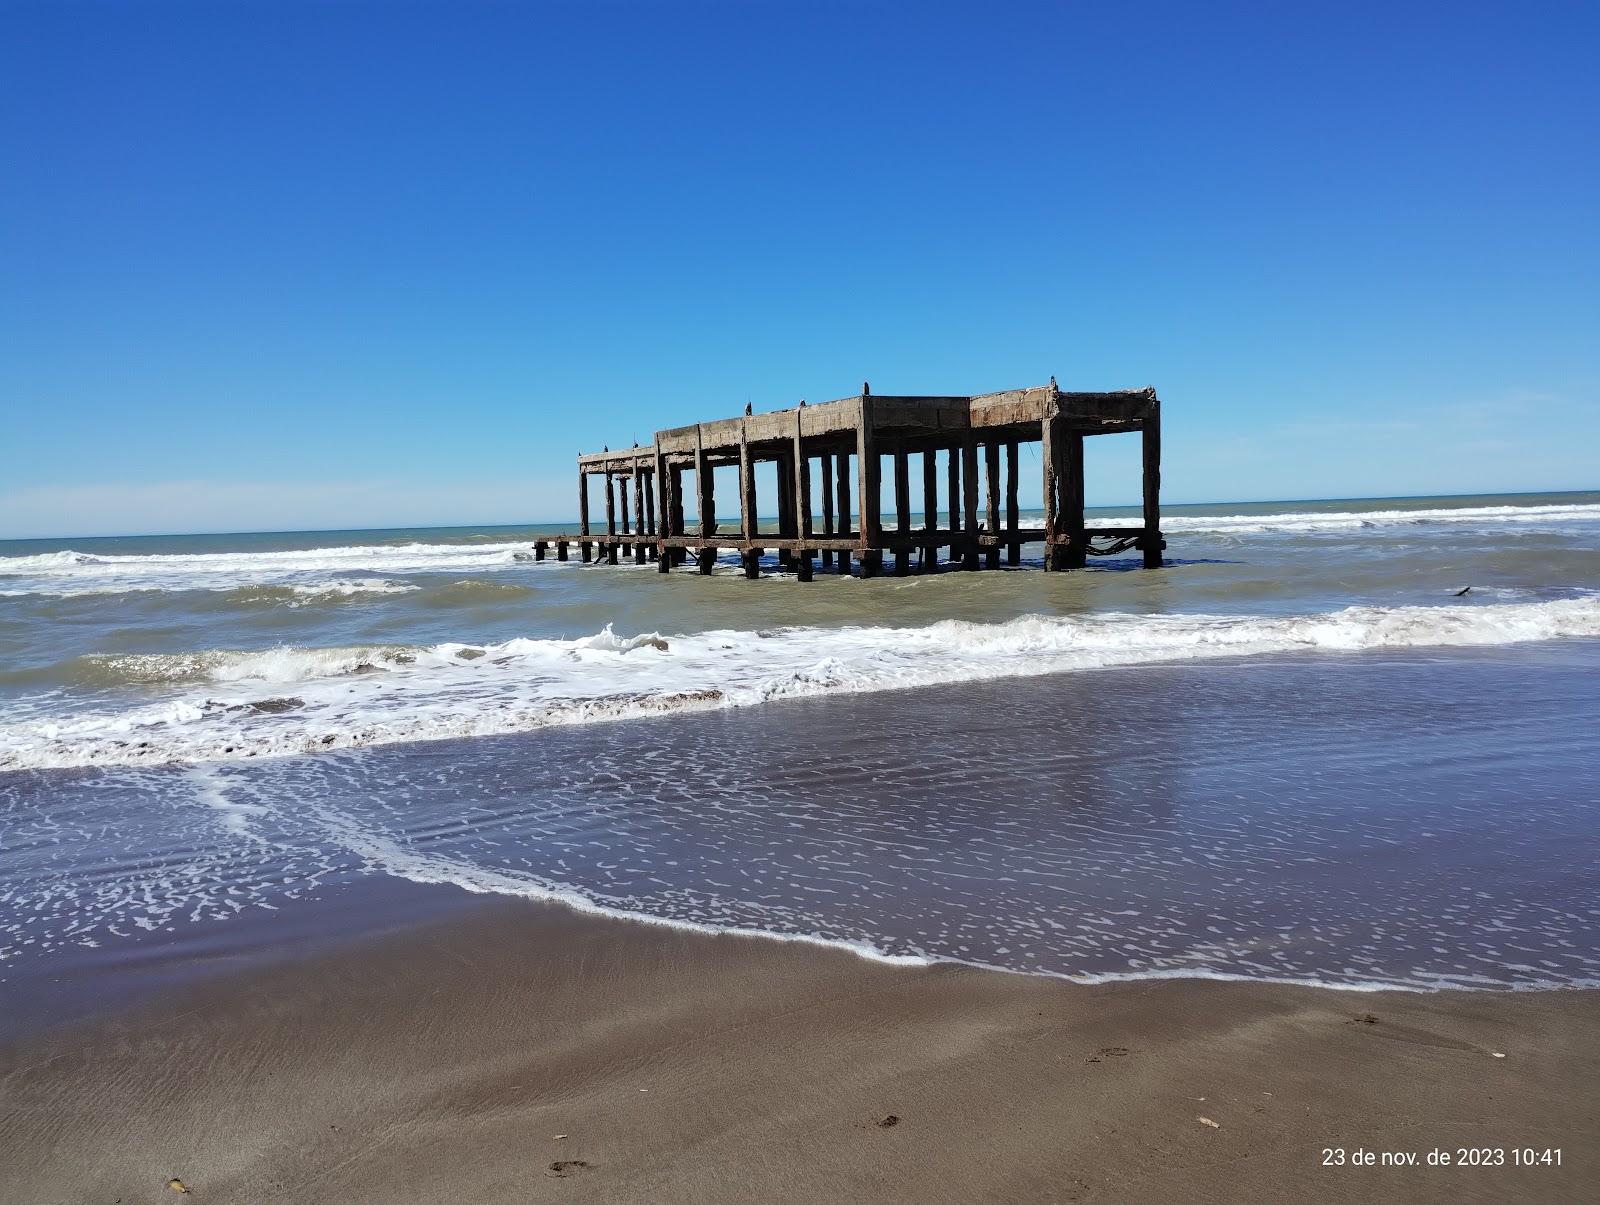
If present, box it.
[4,595,1597,772]
[1093,501,1600,536]
[0,540,546,597]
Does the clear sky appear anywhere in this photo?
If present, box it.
[2,0,1596,538]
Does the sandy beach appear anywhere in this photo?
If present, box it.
[3,895,1594,1204]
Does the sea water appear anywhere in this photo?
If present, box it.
[3,492,1598,1016]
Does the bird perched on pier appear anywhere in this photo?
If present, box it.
[1050,375,1057,391]
[632,439,639,448]
[799,399,807,407]
[744,402,752,416]
[862,381,871,396]
[603,444,608,452]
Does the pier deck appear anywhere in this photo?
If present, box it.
[549,381,1162,579]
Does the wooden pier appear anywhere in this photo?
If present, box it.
[536,381,1163,579]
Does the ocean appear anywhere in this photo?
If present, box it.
[3,491,1599,1027]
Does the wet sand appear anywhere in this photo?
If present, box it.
[2,896,1594,1204]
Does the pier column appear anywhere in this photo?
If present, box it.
[739,420,758,577]
[1041,401,1064,571]
[835,450,852,576]
[653,449,670,573]
[604,470,617,547]
[984,441,1001,569]
[946,445,960,562]
[1005,441,1020,565]
[961,435,979,570]
[820,453,835,570]
[670,465,687,564]
[792,410,813,575]
[695,425,716,575]
[578,467,592,562]
[775,448,795,570]
[893,443,910,576]
[1064,432,1086,569]
[1142,406,1162,569]
[633,465,646,563]
[921,448,938,572]
[856,397,880,578]
[619,470,632,557]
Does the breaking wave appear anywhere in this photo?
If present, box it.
[3,595,1597,772]
[1095,501,1600,536]
[0,540,550,597]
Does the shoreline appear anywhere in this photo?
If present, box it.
[3,894,1595,1203]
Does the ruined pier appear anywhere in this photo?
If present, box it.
[535,381,1163,579]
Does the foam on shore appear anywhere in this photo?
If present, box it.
[4,594,1597,771]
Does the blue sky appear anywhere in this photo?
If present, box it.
[2,0,1596,538]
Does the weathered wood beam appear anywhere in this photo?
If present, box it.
[604,471,617,537]
[578,468,591,537]
[921,448,938,573]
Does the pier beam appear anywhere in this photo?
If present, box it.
[921,448,938,572]
[1005,441,1020,565]
[604,471,617,540]
[961,435,980,570]
[557,540,568,562]
[1142,408,1163,569]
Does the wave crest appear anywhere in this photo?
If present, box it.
[3,598,1597,772]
